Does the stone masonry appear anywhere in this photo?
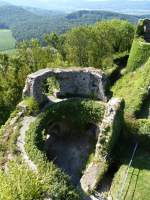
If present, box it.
[143,19,150,42]
[80,98,124,194]
[137,19,150,42]
[23,67,109,104]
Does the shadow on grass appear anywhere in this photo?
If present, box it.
[137,94,150,119]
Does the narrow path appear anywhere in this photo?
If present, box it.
[17,116,37,171]
[16,98,63,172]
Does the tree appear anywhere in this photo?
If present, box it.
[110,19,135,52]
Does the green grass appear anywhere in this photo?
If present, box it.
[0,29,16,52]
[111,31,150,199]
[0,160,44,200]
[110,149,150,200]
[112,57,150,118]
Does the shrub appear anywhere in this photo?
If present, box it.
[43,76,60,96]
[22,97,39,115]
[0,161,43,200]
[47,99,104,129]
[125,118,150,150]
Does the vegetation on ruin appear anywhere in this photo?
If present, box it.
[24,99,105,199]
[126,38,150,72]
[22,97,39,115]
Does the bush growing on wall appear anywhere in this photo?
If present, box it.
[22,97,39,115]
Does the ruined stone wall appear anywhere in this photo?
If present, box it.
[143,19,150,42]
[80,98,124,193]
[137,19,150,42]
[23,67,109,104]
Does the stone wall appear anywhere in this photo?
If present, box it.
[143,19,150,42]
[23,67,109,104]
[80,98,124,194]
[137,19,150,42]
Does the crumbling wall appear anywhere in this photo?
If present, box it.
[23,68,109,104]
[80,98,124,194]
[136,19,150,42]
[143,19,150,42]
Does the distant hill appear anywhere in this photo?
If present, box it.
[2,0,150,15]
[0,5,147,43]
[24,7,65,17]
[66,10,139,24]
[0,5,70,41]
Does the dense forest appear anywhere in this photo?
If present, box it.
[0,5,144,43]
[0,19,134,126]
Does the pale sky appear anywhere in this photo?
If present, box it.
[3,0,150,11]
[3,0,150,5]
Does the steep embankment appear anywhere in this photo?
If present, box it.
[110,19,150,200]
[126,39,150,72]
[112,57,150,118]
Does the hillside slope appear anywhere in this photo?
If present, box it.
[66,10,139,24]
[0,5,70,41]
[0,5,142,42]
